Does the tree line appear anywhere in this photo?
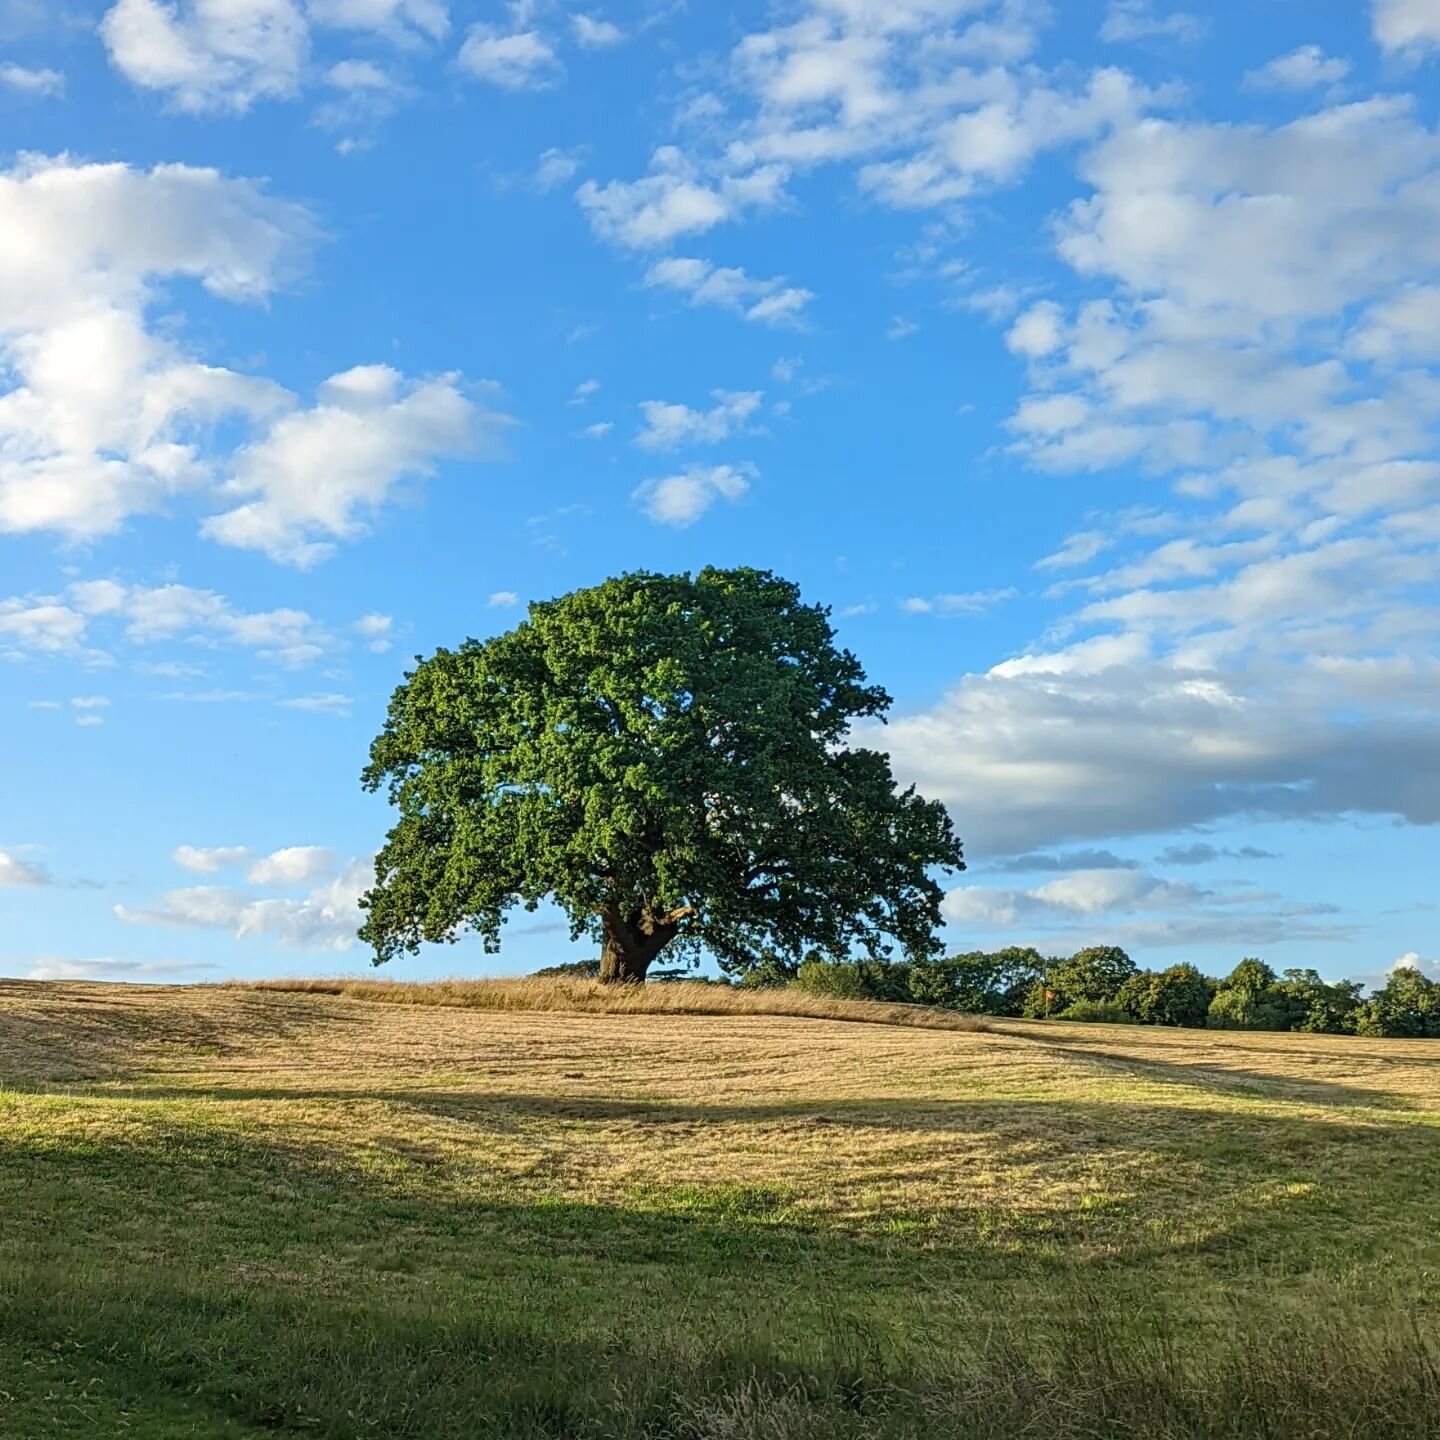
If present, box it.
[776,947,1439,1038]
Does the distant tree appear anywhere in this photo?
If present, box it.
[1355,967,1440,1038]
[1056,998,1134,1025]
[1117,964,1215,1027]
[1208,957,1292,1031]
[1045,945,1138,1008]
[1226,958,1276,992]
[531,959,602,979]
[919,947,1046,1015]
[1273,969,1363,1035]
[734,950,806,989]
[792,956,914,1002]
[358,568,964,983]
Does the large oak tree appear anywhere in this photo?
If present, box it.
[359,567,964,982]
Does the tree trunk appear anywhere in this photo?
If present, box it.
[597,904,680,984]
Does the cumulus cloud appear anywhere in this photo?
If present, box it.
[100,0,310,113]
[1244,46,1350,91]
[173,844,250,873]
[116,857,371,951]
[1373,0,1440,56]
[246,845,336,885]
[0,849,49,886]
[100,0,448,114]
[0,157,502,561]
[533,147,583,191]
[644,256,814,327]
[571,13,623,48]
[0,62,64,96]
[577,148,788,249]
[203,365,493,566]
[633,463,753,526]
[635,390,763,450]
[1099,1,1206,43]
[458,24,561,89]
[1,579,339,669]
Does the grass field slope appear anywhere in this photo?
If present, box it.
[3,979,1439,1438]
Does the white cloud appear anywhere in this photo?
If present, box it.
[635,390,763,450]
[581,421,613,438]
[1099,1,1206,43]
[0,600,88,656]
[354,612,392,652]
[1244,46,1350,91]
[100,0,309,113]
[307,0,448,43]
[100,0,447,114]
[70,695,110,710]
[1035,529,1112,571]
[116,857,371,950]
[278,692,352,715]
[246,844,336,885]
[534,147,583,191]
[488,590,519,607]
[174,843,250,872]
[571,13,623,48]
[45,579,334,668]
[1373,0,1440,55]
[0,160,493,565]
[0,61,64,96]
[0,157,309,542]
[202,366,494,566]
[0,848,48,886]
[1391,951,1440,977]
[18,957,221,981]
[945,866,1205,926]
[1006,300,1065,357]
[633,464,753,526]
[644,256,814,327]
[459,24,561,89]
[577,148,788,249]
[901,589,1017,616]
[568,377,600,404]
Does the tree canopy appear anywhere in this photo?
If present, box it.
[358,567,965,981]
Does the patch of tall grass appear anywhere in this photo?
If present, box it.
[240,975,992,1033]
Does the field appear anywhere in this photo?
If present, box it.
[2,978,1438,1438]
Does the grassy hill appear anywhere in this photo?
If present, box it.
[2,978,1438,1438]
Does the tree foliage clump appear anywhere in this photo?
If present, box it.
[1354,967,1440,1038]
[1116,964,1215,1028]
[360,568,964,983]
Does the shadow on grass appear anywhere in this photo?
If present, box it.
[4,1083,1436,1277]
[1006,1034,1419,1111]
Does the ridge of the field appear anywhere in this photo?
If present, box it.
[3,977,1439,1438]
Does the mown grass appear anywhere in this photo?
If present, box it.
[2,978,1439,1437]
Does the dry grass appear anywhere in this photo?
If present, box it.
[241,974,994,1031]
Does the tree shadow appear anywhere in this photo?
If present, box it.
[1004,1033,1420,1111]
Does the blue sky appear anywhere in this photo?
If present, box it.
[2,0,1438,988]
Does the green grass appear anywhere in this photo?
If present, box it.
[2,978,1439,1437]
